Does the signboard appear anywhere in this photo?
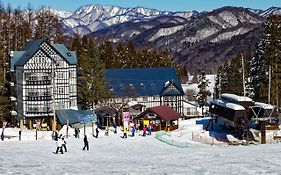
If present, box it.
[80,114,97,124]
[144,120,149,126]
[123,112,131,121]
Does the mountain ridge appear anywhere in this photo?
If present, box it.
[49,5,281,73]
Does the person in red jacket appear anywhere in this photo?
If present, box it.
[143,125,147,136]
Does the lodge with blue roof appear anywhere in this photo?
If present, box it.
[104,67,184,115]
[8,39,78,130]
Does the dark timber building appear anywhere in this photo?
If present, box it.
[104,68,184,115]
[9,39,78,129]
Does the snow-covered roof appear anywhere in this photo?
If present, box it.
[221,93,253,102]
[212,99,245,111]
[254,102,274,110]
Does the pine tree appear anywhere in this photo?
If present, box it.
[196,71,211,115]
[76,38,108,109]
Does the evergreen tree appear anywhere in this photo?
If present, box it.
[0,40,10,122]
[76,38,108,109]
[196,71,211,115]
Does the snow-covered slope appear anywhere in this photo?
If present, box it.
[1,120,281,174]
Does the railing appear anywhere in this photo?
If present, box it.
[27,96,52,101]
[26,80,51,85]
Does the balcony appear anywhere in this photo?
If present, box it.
[27,96,52,101]
[25,80,51,85]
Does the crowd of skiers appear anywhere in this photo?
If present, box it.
[52,123,155,154]
[121,123,153,138]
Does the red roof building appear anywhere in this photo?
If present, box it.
[135,105,181,131]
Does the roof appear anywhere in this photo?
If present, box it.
[56,109,95,125]
[221,93,253,102]
[105,68,184,97]
[10,39,77,70]
[52,44,77,65]
[136,105,181,121]
[211,99,245,111]
[95,106,117,118]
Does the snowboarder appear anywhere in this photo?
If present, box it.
[55,136,64,154]
[82,135,89,150]
[95,127,99,138]
[62,137,67,152]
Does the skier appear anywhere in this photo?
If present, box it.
[55,136,64,154]
[1,130,4,141]
[95,127,99,138]
[131,127,135,137]
[19,130,22,141]
[62,136,67,152]
[82,135,89,150]
[122,128,127,138]
[143,125,147,136]
[53,131,58,141]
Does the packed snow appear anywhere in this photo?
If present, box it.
[1,118,281,175]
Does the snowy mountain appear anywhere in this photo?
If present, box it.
[46,5,280,72]
[91,6,265,72]
[259,7,281,17]
[58,4,198,35]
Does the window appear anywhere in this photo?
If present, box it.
[57,72,64,79]
[143,97,148,102]
[69,71,76,78]
[69,85,74,93]
[28,90,39,97]
[58,87,64,94]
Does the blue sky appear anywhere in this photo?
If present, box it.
[2,0,281,12]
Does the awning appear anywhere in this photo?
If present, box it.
[56,109,96,125]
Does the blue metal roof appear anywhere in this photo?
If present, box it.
[52,44,77,65]
[105,67,184,97]
[56,109,96,125]
[11,39,77,68]
[10,51,25,71]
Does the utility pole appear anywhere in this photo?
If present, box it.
[241,52,246,96]
[268,66,271,104]
[52,56,56,131]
